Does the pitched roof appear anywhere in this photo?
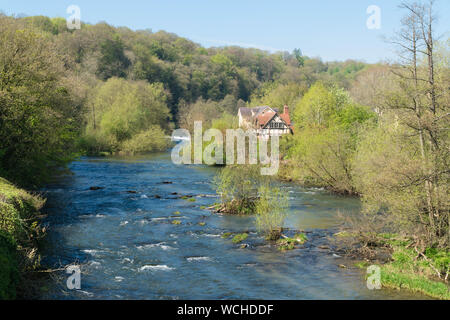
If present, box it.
[239,106,292,130]
[256,111,277,127]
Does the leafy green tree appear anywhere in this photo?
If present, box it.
[293,48,304,66]
[83,78,171,153]
[290,82,374,194]
[0,20,81,186]
[96,36,131,80]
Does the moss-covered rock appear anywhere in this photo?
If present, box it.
[231,233,248,244]
[277,233,308,251]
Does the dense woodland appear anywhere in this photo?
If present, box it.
[0,0,449,299]
[0,13,369,186]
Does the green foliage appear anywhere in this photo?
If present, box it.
[214,165,264,215]
[293,48,304,66]
[250,82,305,110]
[0,231,19,300]
[255,185,288,240]
[277,234,307,251]
[277,238,296,251]
[120,126,170,155]
[378,239,450,300]
[83,78,171,154]
[0,20,82,186]
[289,82,375,194]
[0,178,45,299]
[96,36,131,80]
[381,268,450,300]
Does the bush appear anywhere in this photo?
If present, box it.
[214,165,265,214]
[120,126,170,155]
[83,78,171,154]
[255,185,288,240]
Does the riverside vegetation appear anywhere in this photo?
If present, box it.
[0,0,448,299]
[212,1,449,299]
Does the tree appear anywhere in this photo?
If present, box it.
[96,36,131,80]
[0,19,81,186]
[290,83,374,194]
[83,78,171,154]
[354,0,449,247]
[293,48,304,66]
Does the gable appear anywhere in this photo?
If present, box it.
[262,114,289,129]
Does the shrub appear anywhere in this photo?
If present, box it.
[120,126,170,155]
[255,185,288,240]
[214,165,266,214]
[0,178,45,299]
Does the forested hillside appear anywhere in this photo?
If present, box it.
[0,14,369,186]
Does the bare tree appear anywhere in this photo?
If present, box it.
[387,0,449,245]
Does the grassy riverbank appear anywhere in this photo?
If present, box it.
[344,233,450,300]
[279,154,449,300]
[0,178,45,299]
[380,241,449,299]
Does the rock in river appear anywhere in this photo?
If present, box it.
[89,186,104,191]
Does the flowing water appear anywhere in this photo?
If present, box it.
[40,153,425,299]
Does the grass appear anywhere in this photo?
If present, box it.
[231,233,248,244]
[379,240,449,300]
[381,265,450,299]
[355,261,370,269]
[0,178,45,299]
[351,233,449,300]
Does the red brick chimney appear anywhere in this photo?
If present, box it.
[280,105,291,127]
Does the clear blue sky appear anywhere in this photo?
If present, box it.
[1,0,449,62]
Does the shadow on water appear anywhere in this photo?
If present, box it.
[40,153,427,300]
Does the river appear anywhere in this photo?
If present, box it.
[40,153,425,299]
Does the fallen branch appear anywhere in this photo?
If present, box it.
[414,246,442,279]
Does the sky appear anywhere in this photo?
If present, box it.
[1,0,449,63]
